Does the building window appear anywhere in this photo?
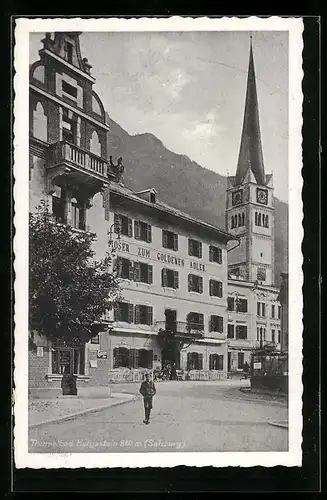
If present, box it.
[188,238,202,258]
[114,213,133,237]
[237,352,244,369]
[271,304,275,318]
[186,312,204,332]
[115,257,134,280]
[227,324,235,338]
[271,329,276,343]
[134,220,152,243]
[236,298,248,313]
[52,347,85,375]
[188,274,203,293]
[257,267,266,282]
[134,262,153,284]
[52,186,66,224]
[33,101,47,142]
[162,230,178,251]
[257,302,266,317]
[209,315,223,333]
[278,330,281,343]
[228,297,235,311]
[71,198,86,230]
[113,347,129,368]
[236,325,247,340]
[135,305,153,325]
[209,245,222,264]
[62,80,78,99]
[278,305,281,319]
[209,279,223,297]
[65,41,73,63]
[62,110,77,144]
[187,352,203,370]
[209,354,224,370]
[90,334,100,344]
[114,302,134,323]
[162,268,179,289]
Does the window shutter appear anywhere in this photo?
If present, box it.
[114,213,121,233]
[128,261,134,281]
[134,349,139,368]
[134,305,140,324]
[147,306,153,325]
[128,303,134,323]
[198,353,203,370]
[199,277,203,294]
[188,274,193,292]
[199,242,202,259]
[218,248,222,264]
[147,350,153,369]
[148,265,153,284]
[209,316,213,332]
[162,268,167,287]
[162,230,167,248]
[146,224,152,243]
[114,303,120,321]
[134,220,140,240]
[188,239,192,255]
[173,270,179,289]
[173,233,178,251]
[187,352,191,370]
[134,261,141,282]
[209,246,213,262]
[209,280,213,296]
[129,349,135,369]
[218,355,223,371]
[114,257,121,277]
[127,218,133,237]
[113,348,119,368]
[218,281,223,298]
[218,316,223,333]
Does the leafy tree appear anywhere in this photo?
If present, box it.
[29,201,121,348]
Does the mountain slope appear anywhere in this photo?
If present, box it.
[106,115,288,285]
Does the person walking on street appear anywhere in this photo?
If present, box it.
[139,372,156,424]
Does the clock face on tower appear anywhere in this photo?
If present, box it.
[256,188,268,205]
[232,190,243,206]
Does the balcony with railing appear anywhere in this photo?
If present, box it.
[156,320,204,339]
[47,140,117,195]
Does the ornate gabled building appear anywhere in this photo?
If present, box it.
[225,39,282,372]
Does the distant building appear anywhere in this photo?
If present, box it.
[28,32,237,387]
[225,40,282,371]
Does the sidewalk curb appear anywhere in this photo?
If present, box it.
[29,394,138,429]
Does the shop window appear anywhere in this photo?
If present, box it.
[186,352,203,370]
[227,324,235,338]
[209,354,224,370]
[209,315,223,333]
[114,302,134,323]
[188,238,202,258]
[134,220,152,243]
[162,229,178,251]
[162,268,179,289]
[135,305,153,325]
[114,213,132,237]
[188,274,203,293]
[52,347,84,375]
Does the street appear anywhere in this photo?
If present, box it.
[29,381,288,453]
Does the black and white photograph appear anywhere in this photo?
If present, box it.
[14,17,303,468]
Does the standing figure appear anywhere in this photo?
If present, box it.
[139,372,156,424]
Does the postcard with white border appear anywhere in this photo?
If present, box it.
[14,16,303,468]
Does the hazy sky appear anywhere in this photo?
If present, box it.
[30,31,289,202]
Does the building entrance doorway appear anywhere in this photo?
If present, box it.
[161,309,180,377]
[228,351,231,372]
[165,308,177,333]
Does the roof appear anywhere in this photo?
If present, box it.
[109,182,237,243]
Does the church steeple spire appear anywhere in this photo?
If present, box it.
[235,38,266,186]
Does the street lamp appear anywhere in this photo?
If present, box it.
[107,221,121,249]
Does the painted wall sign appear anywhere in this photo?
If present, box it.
[109,240,130,253]
[138,247,150,258]
[36,346,44,357]
[97,351,107,359]
[157,252,185,266]
[189,261,206,272]
[90,359,98,368]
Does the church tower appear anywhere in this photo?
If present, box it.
[226,39,275,286]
